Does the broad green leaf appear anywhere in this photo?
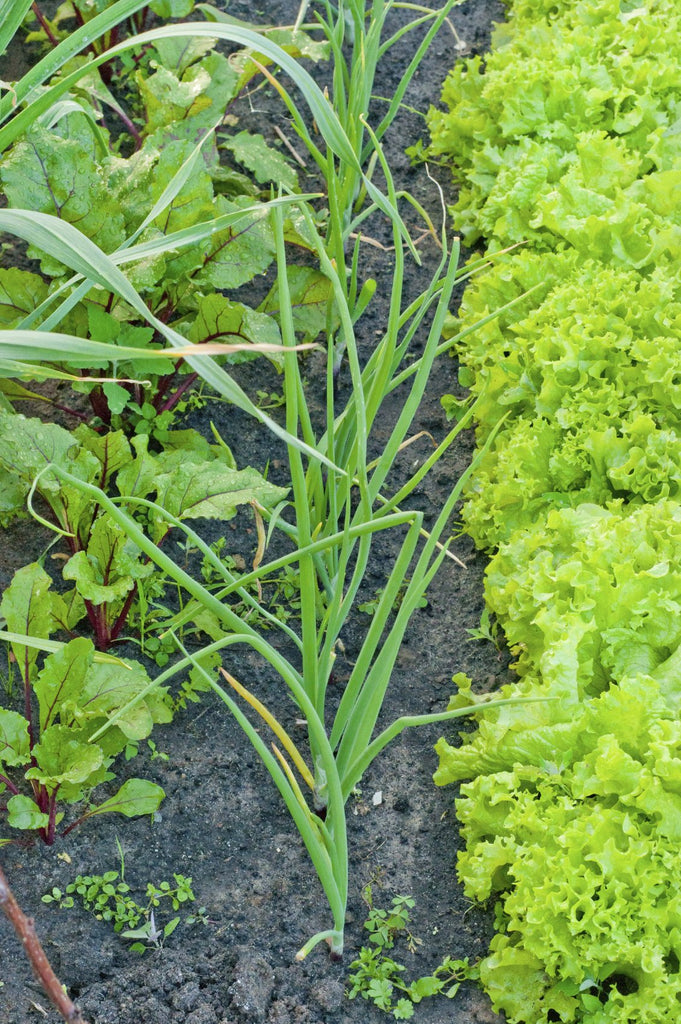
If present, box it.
[144,145,216,279]
[7,794,49,832]
[151,34,215,75]
[409,976,444,999]
[163,916,181,938]
[149,0,194,16]
[253,25,330,64]
[221,130,299,191]
[188,293,282,363]
[116,429,241,503]
[0,563,58,673]
[140,49,238,137]
[86,778,165,819]
[0,411,78,492]
[259,266,335,343]
[63,516,154,607]
[107,147,171,240]
[192,195,276,291]
[26,725,104,790]
[76,659,172,739]
[163,427,236,464]
[0,269,48,328]
[51,587,87,634]
[0,466,29,523]
[0,709,30,768]
[1,123,125,256]
[73,424,132,488]
[101,381,132,414]
[115,433,161,500]
[154,462,288,522]
[0,411,99,535]
[136,62,213,134]
[86,307,157,374]
[34,638,94,732]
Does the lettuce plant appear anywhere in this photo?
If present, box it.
[426,0,681,259]
[429,0,681,548]
[442,249,681,545]
[427,0,681,1021]
[435,501,681,1023]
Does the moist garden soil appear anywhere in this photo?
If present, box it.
[0,2,509,1022]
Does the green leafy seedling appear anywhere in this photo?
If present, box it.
[346,889,478,1019]
[43,844,203,953]
[0,563,167,844]
[465,607,500,648]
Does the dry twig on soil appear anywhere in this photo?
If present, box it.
[0,863,90,1024]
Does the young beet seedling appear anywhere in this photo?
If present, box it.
[0,563,167,844]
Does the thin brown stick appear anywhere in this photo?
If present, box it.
[0,864,90,1024]
[273,124,308,169]
[31,3,59,46]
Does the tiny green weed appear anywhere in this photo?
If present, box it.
[465,607,500,647]
[43,843,205,954]
[359,581,428,618]
[124,738,169,763]
[346,888,478,1019]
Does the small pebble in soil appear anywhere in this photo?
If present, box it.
[185,1006,220,1024]
[309,978,345,1013]
[229,950,276,1020]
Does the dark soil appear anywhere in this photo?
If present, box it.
[0,2,510,1022]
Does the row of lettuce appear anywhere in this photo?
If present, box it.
[427,1,681,1021]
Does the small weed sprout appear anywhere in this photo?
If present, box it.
[43,843,205,954]
[346,888,479,1019]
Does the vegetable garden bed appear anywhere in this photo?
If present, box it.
[8,1,676,1021]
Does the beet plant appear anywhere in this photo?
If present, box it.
[0,412,287,649]
[0,1,330,433]
[0,562,167,845]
